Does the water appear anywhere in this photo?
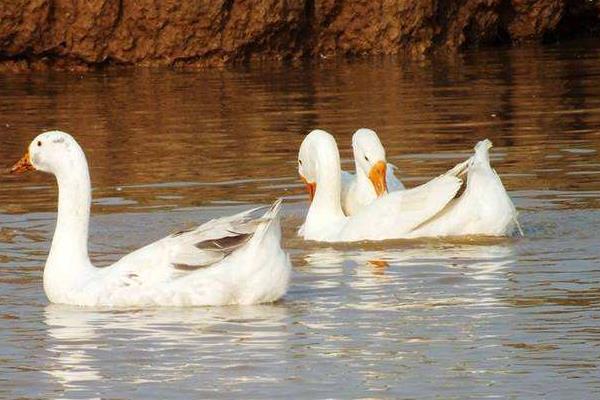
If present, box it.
[2,42,600,398]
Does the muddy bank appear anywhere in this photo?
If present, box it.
[0,0,599,69]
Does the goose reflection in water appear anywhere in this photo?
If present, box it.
[43,304,290,397]
[300,242,516,311]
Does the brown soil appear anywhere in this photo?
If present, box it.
[0,0,599,70]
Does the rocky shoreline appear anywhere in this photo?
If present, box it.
[1,0,599,70]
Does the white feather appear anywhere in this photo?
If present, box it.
[20,131,292,307]
[297,130,519,242]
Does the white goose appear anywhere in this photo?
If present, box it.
[298,129,519,242]
[10,131,291,307]
[341,128,404,215]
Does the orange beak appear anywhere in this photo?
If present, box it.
[368,160,387,196]
[301,176,316,202]
[10,151,35,174]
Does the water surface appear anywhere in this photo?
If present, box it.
[2,43,600,399]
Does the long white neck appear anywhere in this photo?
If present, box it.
[44,154,93,301]
[303,142,347,240]
[353,155,375,196]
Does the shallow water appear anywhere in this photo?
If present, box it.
[2,42,600,399]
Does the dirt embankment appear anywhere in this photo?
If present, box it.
[0,0,599,70]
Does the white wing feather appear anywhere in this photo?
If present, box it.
[100,203,280,289]
[386,163,405,191]
[340,174,462,241]
[340,170,354,200]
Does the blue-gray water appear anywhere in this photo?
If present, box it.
[2,42,600,399]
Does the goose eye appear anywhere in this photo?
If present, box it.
[364,155,369,162]
[37,141,42,147]
[298,159,303,166]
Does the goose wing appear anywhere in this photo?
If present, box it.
[386,163,405,191]
[340,174,462,240]
[340,169,355,200]
[104,201,282,287]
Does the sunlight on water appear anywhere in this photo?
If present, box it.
[2,42,600,398]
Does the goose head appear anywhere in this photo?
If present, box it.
[11,131,86,177]
[298,129,341,203]
[352,128,388,196]
[298,136,316,201]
